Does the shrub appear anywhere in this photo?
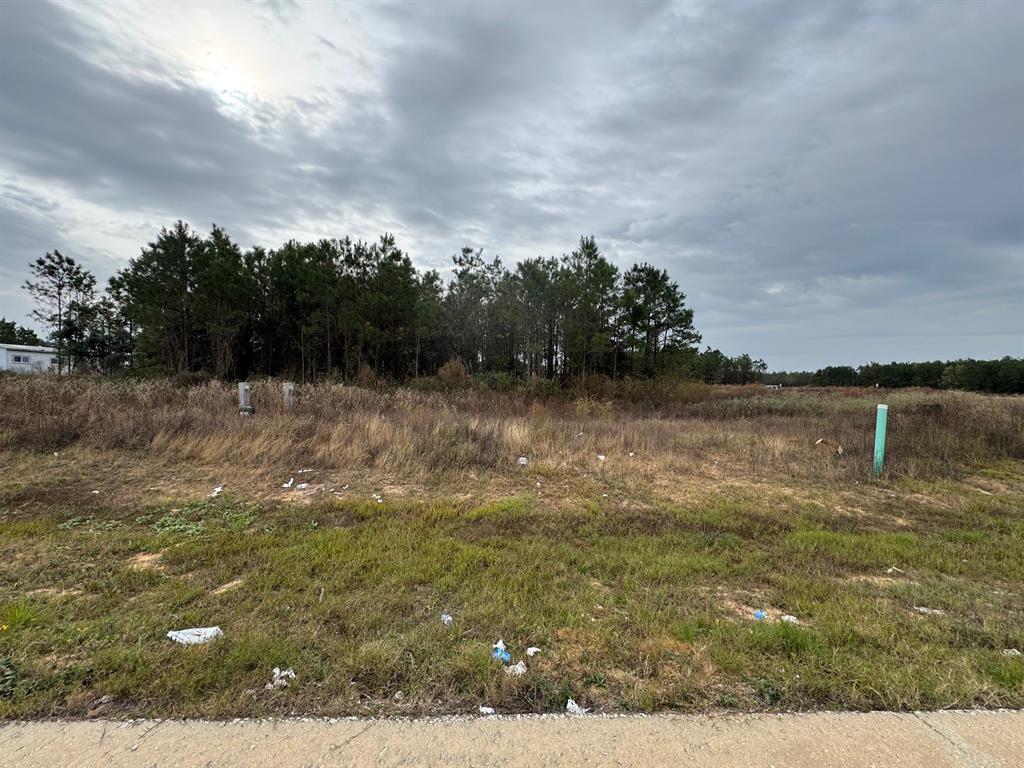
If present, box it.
[356,364,377,388]
[475,371,517,392]
[438,359,469,388]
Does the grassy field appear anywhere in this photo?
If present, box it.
[1,377,1023,718]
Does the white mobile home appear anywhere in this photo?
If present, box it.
[0,343,58,373]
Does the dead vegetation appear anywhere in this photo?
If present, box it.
[1,377,1021,498]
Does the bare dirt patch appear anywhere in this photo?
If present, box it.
[844,574,907,587]
[211,578,244,595]
[709,589,806,625]
[27,587,84,599]
[128,552,164,571]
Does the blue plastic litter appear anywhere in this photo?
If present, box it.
[754,609,768,621]
[491,639,511,663]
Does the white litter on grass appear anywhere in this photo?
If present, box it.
[265,667,296,691]
[886,567,904,575]
[517,456,529,466]
[566,698,589,716]
[297,469,314,474]
[1002,648,1022,658]
[526,647,541,657]
[208,485,224,498]
[914,606,946,616]
[628,452,635,457]
[91,490,99,494]
[597,454,606,462]
[479,706,495,715]
[167,626,223,645]
[493,639,506,652]
[780,615,799,624]
[505,660,528,677]
[342,484,349,490]
[371,492,383,504]
[393,691,404,701]
[282,478,294,489]
[977,488,994,495]
[441,613,453,627]
[295,483,309,490]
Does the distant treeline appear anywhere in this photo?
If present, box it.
[764,358,1024,394]
[0,317,41,345]
[16,221,767,385]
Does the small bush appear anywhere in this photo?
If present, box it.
[573,397,613,419]
[474,371,517,392]
[438,359,469,388]
[356,364,377,388]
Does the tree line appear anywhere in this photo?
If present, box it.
[18,221,766,384]
[0,318,41,345]
[764,359,1024,394]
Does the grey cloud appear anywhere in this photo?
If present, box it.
[0,0,1020,367]
[0,3,295,230]
[316,35,338,52]
[255,0,301,26]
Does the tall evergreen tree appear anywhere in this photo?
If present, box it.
[116,221,204,372]
[23,250,94,373]
[560,236,619,380]
[620,264,700,376]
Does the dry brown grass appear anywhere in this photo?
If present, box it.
[1,376,1020,492]
[0,375,1019,533]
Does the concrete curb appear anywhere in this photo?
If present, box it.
[2,710,1021,767]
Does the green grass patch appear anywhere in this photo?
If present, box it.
[2,480,1023,718]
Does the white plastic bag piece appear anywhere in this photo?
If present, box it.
[505,660,527,676]
[208,485,224,498]
[265,666,296,690]
[517,456,529,466]
[167,626,223,645]
[296,483,309,490]
[479,706,495,715]
[526,646,541,657]
[566,698,589,715]
[780,615,799,624]
[282,478,294,488]
[441,613,453,627]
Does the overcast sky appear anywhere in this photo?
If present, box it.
[1,0,1021,370]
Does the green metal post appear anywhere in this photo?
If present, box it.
[872,404,888,477]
